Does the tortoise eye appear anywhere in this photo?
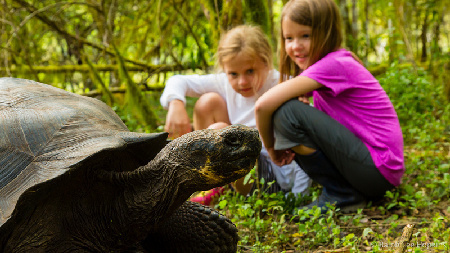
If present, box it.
[225,135,240,146]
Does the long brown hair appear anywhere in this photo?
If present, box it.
[279,0,343,82]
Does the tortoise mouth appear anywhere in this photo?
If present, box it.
[211,154,258,177]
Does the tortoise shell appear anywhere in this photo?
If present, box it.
[0,77,167,225]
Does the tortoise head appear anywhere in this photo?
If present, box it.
[154,124,261,190]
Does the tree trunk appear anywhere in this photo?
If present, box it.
[363,0,370,64]
[339,0,354,51]
[351,0,358,53]
[269,0,277,54]
[113,43,160,129]
[221,0,243,30]
[245,0,271,36]
[199,0,220,48]
[393,0,417,68]
[388,19,397,63]
[420,10,428,62]
[431,6,444,57]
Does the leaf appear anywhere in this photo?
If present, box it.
[292,232,304,238]
[260,177,265,185]
[345,233,355,240]
[385,191,394,198]
[218,199,227,209]
[243,172,252,185]
[255,199,264,207]
[387,203,397,210]
[363,228,373,237]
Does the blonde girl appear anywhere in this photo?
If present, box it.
[255,0,404,213]
[160,25,310,205]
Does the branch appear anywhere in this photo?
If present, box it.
[0,63,200,74]
[83,86,164,97]
[10,0,166,69]
[171,1,209,69]
[394,224,414,253]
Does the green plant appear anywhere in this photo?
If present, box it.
[216,166,290,252]
[112,104,156,133]
[378,63,449,146]
[292,206,339,249]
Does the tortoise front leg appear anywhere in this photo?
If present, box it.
[140,201,238,253]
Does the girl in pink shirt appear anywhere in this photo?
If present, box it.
[255,0,404,213]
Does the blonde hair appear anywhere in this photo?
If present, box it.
[216,25,273,95]
[216,25,273,70]
[279,0,343,82]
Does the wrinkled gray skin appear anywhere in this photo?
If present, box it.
[0,78,261,252]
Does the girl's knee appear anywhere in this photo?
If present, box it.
[273,99,304,128]
[273,99,313,143]
[193,93,230,130]
[207,122,230,129]
[194,92,226,114]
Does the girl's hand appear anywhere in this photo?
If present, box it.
[267,147,295,166]
[298,95,310,104]
[165,100,192,139]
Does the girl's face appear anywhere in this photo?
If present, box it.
[282,17,312,70]
[223,53,269,97]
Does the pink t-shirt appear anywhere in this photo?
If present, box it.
[301,49,404,186]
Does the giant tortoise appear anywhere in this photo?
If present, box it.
[0,78,261,252]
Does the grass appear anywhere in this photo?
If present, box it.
[217,147,449,252]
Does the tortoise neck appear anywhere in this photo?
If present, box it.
[118,156,196,232]
[134,162,193,217]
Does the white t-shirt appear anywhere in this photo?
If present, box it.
[160,70,310,195]
[160,70,279,128]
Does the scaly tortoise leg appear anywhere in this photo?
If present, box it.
[141,201,238,253]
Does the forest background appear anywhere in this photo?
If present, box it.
[0,0,449,252]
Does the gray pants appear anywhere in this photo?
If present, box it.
[273,99,393,198]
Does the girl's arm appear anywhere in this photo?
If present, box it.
[165,99,192,139]
[160,74,225,109]
[255,76,322,164]
[160,74,226,138]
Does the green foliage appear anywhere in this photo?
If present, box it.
[292,206,341,249]
[112,104,154,133]
[383,152,449,214]
[216,167,293,252]
[2,0,448,131]
[378,63,449,146]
